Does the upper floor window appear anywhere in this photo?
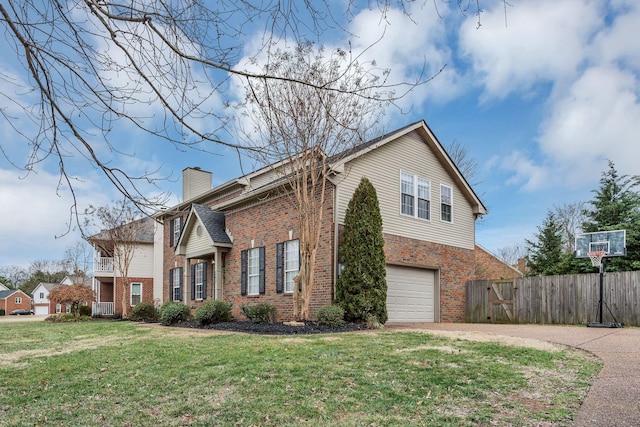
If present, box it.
[401,171,430,220]
[131,282,142,306]
[39,292,44,299]
[15,297,22,304]
[170,216,183,247]
[441,184,453,223]
[400,172,414,216]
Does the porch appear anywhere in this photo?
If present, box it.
[92,302,115,316]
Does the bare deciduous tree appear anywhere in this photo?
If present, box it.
[85,199,152,317]
[496,243,528,266]
[62,241,94,280]
[553,201,585,253]
[239,43,386,319]
[0,0,453,221]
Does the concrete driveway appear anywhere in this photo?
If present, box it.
[387,323,640,427]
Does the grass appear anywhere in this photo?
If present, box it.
[0,321,601,426]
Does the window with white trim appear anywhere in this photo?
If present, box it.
[441,184,453,222]
[284,240,300,293]
[417,177,431,220]
[401,171,431,220]
[400,171,414,216]
[171,267,183,301]
[15,297,22,304]
[66,304,71,313]
[39,292,44,299]
[131,282,142,306]
[56,304,61,314]
[194,263,205,300]
[248,248,260,295]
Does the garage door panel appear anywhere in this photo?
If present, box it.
[35,306,49,315]
[386,265,435,322]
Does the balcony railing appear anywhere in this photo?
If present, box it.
[94,257,114,273]
[92,302,114,316]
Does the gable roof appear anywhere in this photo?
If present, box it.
[0,282,8,291]
[87,216,156,244]
[0,289,31,300]
[332,120,487,217]
[158,120,487,218]
[33,282,60,294]
[175,204,233,255]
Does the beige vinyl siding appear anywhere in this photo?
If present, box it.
[116,244,154,277]
[336,131,476,250]
[185,220,213,255]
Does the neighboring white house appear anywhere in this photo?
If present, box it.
[0,282,8,291]
[32,282,61,315]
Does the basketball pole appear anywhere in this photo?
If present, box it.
[587,257,624,328]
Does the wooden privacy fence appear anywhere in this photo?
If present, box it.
[466,271,640,326]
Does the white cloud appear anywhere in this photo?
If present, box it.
[0,168,103,267]
[490,151,551,191]
[459,0,602,99]
[538,66,640,184]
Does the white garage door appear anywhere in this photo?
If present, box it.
[34,306,49,315]
[386,265,435,322]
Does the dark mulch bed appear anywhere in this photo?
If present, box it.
[171,320,368,335]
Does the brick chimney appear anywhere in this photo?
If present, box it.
[182,167,212,201]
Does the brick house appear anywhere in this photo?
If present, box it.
[87,217,159,316]
[474,244,524,281]
[157,120,487,322]
[0,289,32,315]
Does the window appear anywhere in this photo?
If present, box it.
[15,297,22,304]
[39,292,44,299]
[401,171,431,220]
[284,240,300,293]
[66,304,71,313]
[241,247,265,296]
[170,216,183,247]
[248,248,260,295]
[400,171,414,216]
[417,178,431,220]
[441,184,453,222]
[192,263,206,300]
[131,282,142,306]
[56,304,61,314]
[170,267,183,301]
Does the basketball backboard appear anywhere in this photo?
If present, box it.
[574,229,626,258]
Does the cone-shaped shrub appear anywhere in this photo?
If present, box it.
[335,177,387,324]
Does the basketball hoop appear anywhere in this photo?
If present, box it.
[588,251,607,267]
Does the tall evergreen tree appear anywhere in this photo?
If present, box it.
[525,211,565,275]
[335,177,388,324]
[582,160,640,271]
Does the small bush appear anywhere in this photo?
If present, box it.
[194,301,233,325]
[112,312,123,320]
[160,302,190,326]
[130,302,159,321]
[79,305,92,317]
[0,309,5,316]
[241,302,277,324]
[316,305,345,327]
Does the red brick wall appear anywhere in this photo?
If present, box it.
[114,277,154,316]
[224,186,335,321]
[383,234,475,322]
[162,184,336,322]
[475,245,523,280]
[1,291,32,315]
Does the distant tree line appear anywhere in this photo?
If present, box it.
[0,241,92,295]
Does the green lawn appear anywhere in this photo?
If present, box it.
[0,321,601,426]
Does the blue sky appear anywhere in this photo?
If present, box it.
[1,0,639,269]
